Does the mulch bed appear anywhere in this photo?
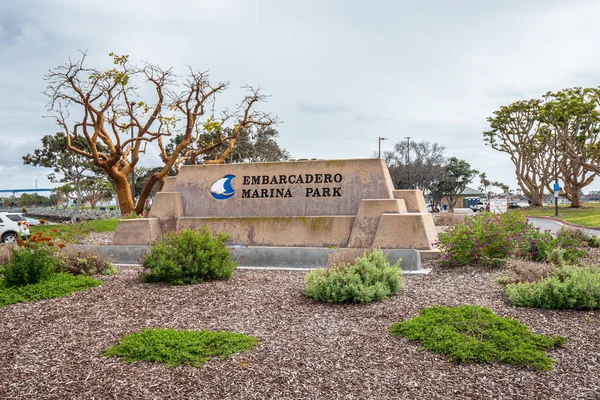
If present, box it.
[1,265,599,399]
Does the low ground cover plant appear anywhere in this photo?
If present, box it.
[506,265,600,309]
[0,273,101,308]
[389,305,566,370]
[304,249,402,304]
[103,328,257,368]
[436,212,589,267]
[142,227,238,285]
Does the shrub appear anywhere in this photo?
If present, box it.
[59,251,117,276]
[436,212,589,267]
[506,266,600,309]
[501,260,555,285]
[1,246,64,287]
[545,248,567,266]
[142,227,237,284]
[103,328,257,368]
[389,305,566,370]
[588,235,600,248]
[304,249,402,304]
[0,273,101,308]
[555,228,589,263]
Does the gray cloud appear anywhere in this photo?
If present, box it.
[297,101,352,115]
[2,0,600,193]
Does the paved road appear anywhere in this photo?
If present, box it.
[528,217,599,237]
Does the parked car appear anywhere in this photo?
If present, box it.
[470,201,489,212]
[508,201,521,209]
[0,212,31,244]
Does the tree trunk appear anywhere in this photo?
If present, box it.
[72,180,82,224]
[113,174,134,215]
[135,173,163,215]
[570,187,582,208]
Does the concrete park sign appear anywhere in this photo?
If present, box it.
[113,159,438,251]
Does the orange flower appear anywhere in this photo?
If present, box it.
[51,228,59,233]
[58,243,66,249]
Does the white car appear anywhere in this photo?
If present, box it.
[0,212,31,244]
[470,201,488,212]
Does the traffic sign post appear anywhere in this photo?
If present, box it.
[553,183,560,216]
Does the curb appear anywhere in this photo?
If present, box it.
[526,215,600,232]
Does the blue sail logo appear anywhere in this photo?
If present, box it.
[210,174,235,200]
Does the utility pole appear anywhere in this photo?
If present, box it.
[378,137,388,158]
[404,136,411,189]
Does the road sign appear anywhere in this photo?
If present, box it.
[489,198,508,214]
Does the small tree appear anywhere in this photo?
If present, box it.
[81,177,113,209]
[23,132,104,222]
[439,158,478,212]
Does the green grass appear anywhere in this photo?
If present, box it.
[519,202,600,228]
[0,273,102,308]
[103,328,258,368]
[31,218,119,235]
[389,305,566,370]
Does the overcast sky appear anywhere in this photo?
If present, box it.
[2,0,600,195]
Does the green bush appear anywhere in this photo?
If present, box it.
[506,266,600,309]
[304,249,402,304]
[389,305,566,370]
[142,227,238,285]
[436,212,588,267]
[588,235,600,248]
[1,246,64,287]
[103,328,257,368]
[555,228,589,263]
[0,273,101,308]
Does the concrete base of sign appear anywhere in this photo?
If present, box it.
[113,159,440,254]
[112,218,162,246]
[68,244,425,271]
[177,216,356,248]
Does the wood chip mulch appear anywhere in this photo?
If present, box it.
[1,265,599,400]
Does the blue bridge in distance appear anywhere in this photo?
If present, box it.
[0,188,53,195]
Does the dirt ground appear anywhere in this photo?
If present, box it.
[0,265,599,400]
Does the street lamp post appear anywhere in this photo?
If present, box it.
[554,130,558,217]
[130,102,136,203]
[404,136,411,189]
[378,137,388,158]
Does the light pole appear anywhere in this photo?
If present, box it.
[554,130,559,217]
[378,137,388,158]
[130,102,136,202]
[404,136,411,189]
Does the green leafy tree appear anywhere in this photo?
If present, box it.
[539,88,599,207]
[23,132,105,222]
[168,126,290,170]
[484,100,556,207]
[432,157,478,212]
